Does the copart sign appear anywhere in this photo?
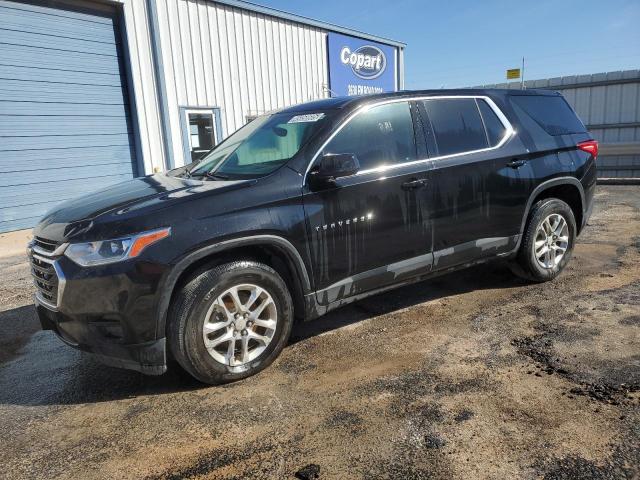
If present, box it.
[327,32,397,96]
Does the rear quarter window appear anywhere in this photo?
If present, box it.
[477,99,507,146]
[509,95,586,136]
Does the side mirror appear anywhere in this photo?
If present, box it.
[309,153,360,187]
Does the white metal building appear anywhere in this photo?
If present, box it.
[0,0,405,232]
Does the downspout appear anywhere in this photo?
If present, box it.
[398,47,405,90]
[145,0,175,171]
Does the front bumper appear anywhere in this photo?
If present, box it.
[30,246,170,375]
[36,303,167,375]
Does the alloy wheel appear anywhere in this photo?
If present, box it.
[202,284,277,366]
[534,213,570,269]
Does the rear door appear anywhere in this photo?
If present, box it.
[303,100,434,304]
[416,96,522,270]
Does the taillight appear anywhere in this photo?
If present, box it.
[577,140,598,159]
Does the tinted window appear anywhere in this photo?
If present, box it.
[477,99,507,146]
[510,95,586,135]
[422,98,487,156]
[323,102,416,171]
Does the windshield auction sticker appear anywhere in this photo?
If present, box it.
[288,113,325,123]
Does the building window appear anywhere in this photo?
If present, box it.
[182,109,218,163]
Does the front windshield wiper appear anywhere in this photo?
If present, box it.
[204,171,230,180]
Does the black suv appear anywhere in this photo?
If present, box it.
[29,89,597,384]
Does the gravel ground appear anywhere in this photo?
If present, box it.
[0,186,638,480]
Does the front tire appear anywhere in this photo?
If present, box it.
[167,261,294,384]
[511,198,576,282]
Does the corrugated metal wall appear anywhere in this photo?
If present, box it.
[155,0,329,168]
[118,0,166,174]
[479,70,640,179]
[0,0,139,232]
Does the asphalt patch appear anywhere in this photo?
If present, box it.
[424,433,446,449]
[295,464,320,480]
[619,315,640,326]
[325,410,363,434]
[568,383,640,405]
[146,442,277,480]
[453,409,474,423]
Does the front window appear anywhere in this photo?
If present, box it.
[189,111,332,179]
[321,102,416,171]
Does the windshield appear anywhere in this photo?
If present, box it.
[188,111,332,179]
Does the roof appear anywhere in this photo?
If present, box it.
[209,0,406,48]
[280,88,560,113]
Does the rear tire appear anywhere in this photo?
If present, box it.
[510,198,576,282]
[167,261,294,385]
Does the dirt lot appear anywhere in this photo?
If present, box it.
[0,186,638,480]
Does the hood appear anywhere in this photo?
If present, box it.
[34,174,249,240]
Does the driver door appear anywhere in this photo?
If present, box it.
[302,101,434,305]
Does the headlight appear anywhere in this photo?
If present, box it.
[64,228,171,266]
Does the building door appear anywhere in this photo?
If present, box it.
[0,0,138,232]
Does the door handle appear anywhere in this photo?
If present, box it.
[401,178,428,190]
[507,159,527,169]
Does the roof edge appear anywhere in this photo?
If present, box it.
[209,0,406,48]
[474,69,640,90]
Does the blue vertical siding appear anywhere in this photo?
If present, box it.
[0,0,137,233]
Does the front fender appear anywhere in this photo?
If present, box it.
[154,234,311,338]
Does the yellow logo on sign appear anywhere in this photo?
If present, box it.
[507,68,521,80]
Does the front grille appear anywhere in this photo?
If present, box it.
[31,255,59,307]
[33,236,60,255]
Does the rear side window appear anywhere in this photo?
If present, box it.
[477,99,506,146]
[510,95,586,135]
[421,98,487,156]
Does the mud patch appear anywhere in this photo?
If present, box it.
[453,409,474,422]
[568,383,640,405]
[146,441,289,480]
[295,463,320,480]
[513,335,639,405]
[620,315,640,326]
[408,403,445,424]
[325,410,363,434]
[512,336,569,376]
[602,281,640,306]
[536,439,640,480]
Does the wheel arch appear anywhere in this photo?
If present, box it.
[514,177,585,253]
[156,235,311,339]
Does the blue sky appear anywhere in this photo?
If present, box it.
[261,0,640,88]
